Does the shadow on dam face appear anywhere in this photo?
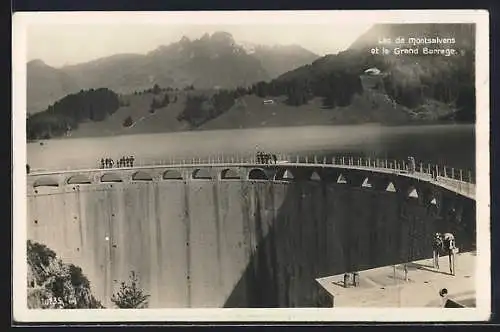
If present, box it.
[27,171,475,308]
[223,181,476,308]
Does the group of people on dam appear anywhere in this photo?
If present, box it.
[433,232,458,275]
[100,156,135,169]
[256,151,278,164]
[342,231,458,290]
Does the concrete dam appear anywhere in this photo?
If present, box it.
[26,160,476,308]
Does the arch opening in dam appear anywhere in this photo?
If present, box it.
[337,174,347,184]
[163,170,183,180]
[33,177,59,187]
[248,168,268,180]
[386,182,397,192]
[67,174,92,185]
[221,168,241,180]
[361,177,372,188]
[192,168,213,180]
[132,171,153,181]
[101,173,123,183]
[274,168,295,181]
[310,171,321,181]
[408,186,419,199]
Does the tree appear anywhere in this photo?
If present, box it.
[111,271,150,309]
[26,88,121,140]
[177,94,211,127]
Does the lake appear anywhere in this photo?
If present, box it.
[26,124,475,175]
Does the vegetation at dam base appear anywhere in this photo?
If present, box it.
[110,271,151,309]
[27,240,150,309]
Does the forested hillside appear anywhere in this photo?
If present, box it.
[27,88,121,140]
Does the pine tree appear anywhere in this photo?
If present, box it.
[111,271,150,309]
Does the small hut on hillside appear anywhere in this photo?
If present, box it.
[360,67,385,92]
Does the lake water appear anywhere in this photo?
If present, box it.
[27,124,475,175]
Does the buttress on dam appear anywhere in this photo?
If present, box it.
[26,161,476,308]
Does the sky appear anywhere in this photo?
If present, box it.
[23,11,379,67]
[18,10,486,68]
[26,24,374,67]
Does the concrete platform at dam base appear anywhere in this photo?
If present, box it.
[317,251,476,308]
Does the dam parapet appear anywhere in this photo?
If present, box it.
[28,155,475,199]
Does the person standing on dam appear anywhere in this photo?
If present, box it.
[343,273,351,288]
[443,232,457,275]
[407,156,416,173]
[433,233,443,269]
[431,167,438,181]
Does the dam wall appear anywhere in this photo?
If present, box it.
[26,166,476,308]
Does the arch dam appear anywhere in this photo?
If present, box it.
[26,158,476,308]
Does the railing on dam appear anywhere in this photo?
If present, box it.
[28,154,475,200]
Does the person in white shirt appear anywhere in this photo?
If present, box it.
[442,233,457,275]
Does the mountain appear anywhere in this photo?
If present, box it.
[271,23,475,122]
[348,23,474,52]
[61,32,269,94]
[27,24,476,140]
[27,32,319,113]
[247,43,319,79]
[26,60,80,115]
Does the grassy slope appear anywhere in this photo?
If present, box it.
[68,91,189,138]
[200,90,419,131]
[67,88,423,138]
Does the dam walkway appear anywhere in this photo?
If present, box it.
[28,155,475,200]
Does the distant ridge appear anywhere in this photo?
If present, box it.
[27,32,320,113]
